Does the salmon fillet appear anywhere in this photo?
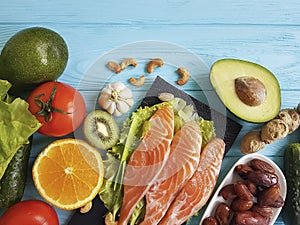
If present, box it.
[118,105,174,225]
[140,121,202,225]
[159,137,225,225]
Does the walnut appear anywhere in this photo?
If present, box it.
[261,119,289,144]
[277,109,300,133]
[240,130,266,154]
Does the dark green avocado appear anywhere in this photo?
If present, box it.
[0,27,68,87]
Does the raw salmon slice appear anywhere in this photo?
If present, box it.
[140,121,202,225]
[118,105,174,225]
[159,137,225,225]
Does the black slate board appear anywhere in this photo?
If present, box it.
[67,76,242,225]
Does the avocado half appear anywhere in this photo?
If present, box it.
[210,58,281,123]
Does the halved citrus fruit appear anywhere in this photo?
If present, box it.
[32,138,104,210]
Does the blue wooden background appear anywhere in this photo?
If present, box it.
[1,1,300,224]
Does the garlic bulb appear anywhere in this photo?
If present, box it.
[98,82,134,116]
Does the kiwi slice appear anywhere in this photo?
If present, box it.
[83,110,120,150]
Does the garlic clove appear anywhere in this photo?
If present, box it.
[100,90,112,98]
[103,85,113,94]
[99,95,111,109]
[125,98,134,107]
[111,82,126,92]
[120,87,133,99]
[106,102,117,115]
[116,100,130,114]
[113,109,123,117]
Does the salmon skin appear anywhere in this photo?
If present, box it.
[118,105,174,225]
[140,121,202,225]
[159,137,226,225]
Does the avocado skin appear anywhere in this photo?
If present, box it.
[0,136,32,208]
[0,27,68,86]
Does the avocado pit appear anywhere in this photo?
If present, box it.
[235,76,266,107]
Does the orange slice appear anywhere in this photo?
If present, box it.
[32,138,104,210]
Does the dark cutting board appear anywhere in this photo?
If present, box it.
[67,76,242,225]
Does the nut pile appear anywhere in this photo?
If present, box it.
[107,57,190,86]
[202,158,284,225]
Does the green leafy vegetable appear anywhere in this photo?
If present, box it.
[0,80,14,103]
[129,198,146,225]
[0,79,41,180]
[198,118,215,146]
[171,97,215,146]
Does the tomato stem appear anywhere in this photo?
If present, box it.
[34,84,71,122]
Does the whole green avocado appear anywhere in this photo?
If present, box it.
[0,27,68,87]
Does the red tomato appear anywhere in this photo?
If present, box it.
[27,81,86,137]
[0,200,59,225]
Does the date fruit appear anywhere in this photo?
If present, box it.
[234,181,254,201]
[202,216,218,225]
[231,198,253,211]
[235,164,254,179]
[215,203,232,225]
[219,184,237,200]
[258,186,280,206]
[251,204,273,217]
[248,170,278,188]
[250,158,275,174]
[235,211,270,225]
[244,180,258,196]
[268,195,284,208]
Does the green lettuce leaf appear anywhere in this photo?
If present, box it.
[198,118,215,146]
[0,79,41,179]
[129,198,146,225]
[0,79,13,103]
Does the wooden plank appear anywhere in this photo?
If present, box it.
[1,24,299,89]
[0,0,299,25]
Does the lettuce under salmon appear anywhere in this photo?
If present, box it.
[99,97,215,224]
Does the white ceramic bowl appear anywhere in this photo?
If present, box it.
[199,153,286,225]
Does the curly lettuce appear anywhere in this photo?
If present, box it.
[0,80,41,179]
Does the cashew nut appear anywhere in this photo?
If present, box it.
[147,58,164,73]
[105,212,118,225]
[80,201,92,213]
[129,75,146,86]
[177,67,190,85]
[107,61,122,74]
[120,58,138,70]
